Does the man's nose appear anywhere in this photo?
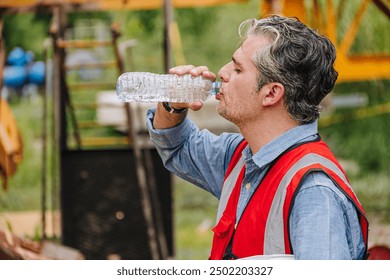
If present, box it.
[218,62,232,83]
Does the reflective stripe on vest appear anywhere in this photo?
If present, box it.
[216,139,248,222]
[216,156,245,223]
[264,153,354,254]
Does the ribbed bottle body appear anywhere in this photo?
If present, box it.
[116,72,220,103]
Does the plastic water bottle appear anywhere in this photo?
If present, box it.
[116,72,221,103]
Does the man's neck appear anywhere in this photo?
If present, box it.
[239,115,298,155]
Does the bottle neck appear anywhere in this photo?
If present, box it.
[212,81,221,95]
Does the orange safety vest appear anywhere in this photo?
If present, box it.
[209,138,369,259]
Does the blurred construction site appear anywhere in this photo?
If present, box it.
[0,0,389,260]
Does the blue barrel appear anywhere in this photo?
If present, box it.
[7,47,27,66]
[2,66,28,88]
[24,51,34,65]
[28,61,45,85]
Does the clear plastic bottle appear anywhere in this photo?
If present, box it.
[116,72,221,103]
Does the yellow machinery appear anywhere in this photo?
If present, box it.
[0,99,23,190]
[0,18,22,190]
[261,0,390,83]
[260,0,390,127]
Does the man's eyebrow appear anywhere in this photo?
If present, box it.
[232,56,242,66]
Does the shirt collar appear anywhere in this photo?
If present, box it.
[242,120,319,169]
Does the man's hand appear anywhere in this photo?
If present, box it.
[153,65,216,129]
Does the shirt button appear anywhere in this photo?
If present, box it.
[245,183,251,190]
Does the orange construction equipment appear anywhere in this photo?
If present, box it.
[0,98,23,190]
[261,0,390,83]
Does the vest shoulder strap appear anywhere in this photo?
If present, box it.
[224,139,247,180]
[216,139,247,222]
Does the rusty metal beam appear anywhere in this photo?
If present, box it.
[373,0,390,19]
[56,39,112,48]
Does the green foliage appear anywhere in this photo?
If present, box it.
[111,9,162,38]
[349,3,390,54]
[68,11,112,27]
[352,173,390,222]
[113,0,259,73]
[0,97,44,211]
[133,10,161,34]
[174,179,217,259]
[322,80,390,175]
[175,2,259,72]
[3,13,51,60]
[322,115,389,174]
[320,79,390,222]
[176,8,216,37]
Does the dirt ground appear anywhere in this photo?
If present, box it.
[0,211,61,239]
[366,215,390,249]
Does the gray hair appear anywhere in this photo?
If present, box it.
[239,15,338,124]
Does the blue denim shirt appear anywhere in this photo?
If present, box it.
[146,108,366,260]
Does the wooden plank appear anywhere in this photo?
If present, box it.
[81,136,130,147]
[57,39,112,48]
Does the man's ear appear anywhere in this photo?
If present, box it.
[262,82,285,106]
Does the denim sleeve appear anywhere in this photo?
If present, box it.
[146,107,243,198]
[289,172,365,260]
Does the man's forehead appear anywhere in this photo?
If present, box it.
[233,36,269,59]
[243,35,271,49]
